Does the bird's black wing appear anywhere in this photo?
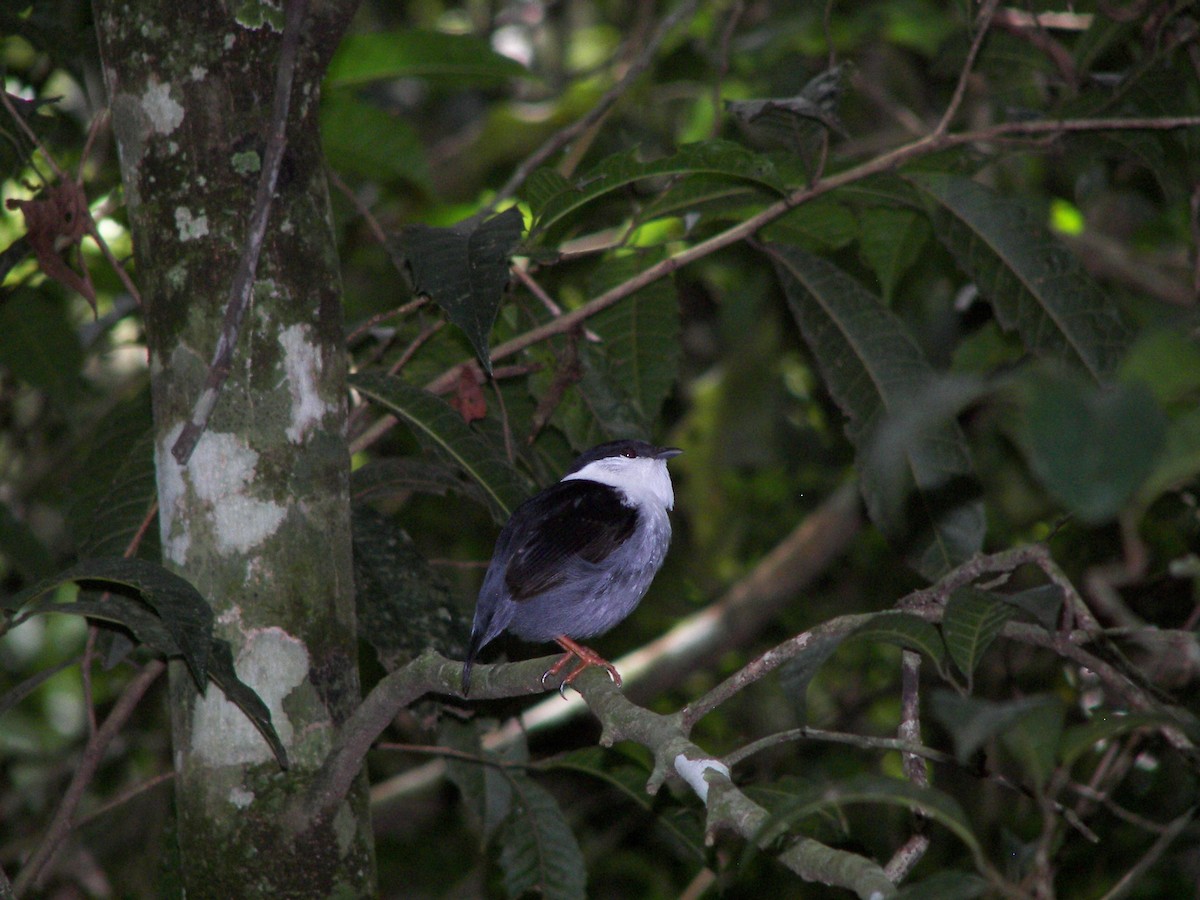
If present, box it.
[502,480,638,601]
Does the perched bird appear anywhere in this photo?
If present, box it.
[461,440,682,696]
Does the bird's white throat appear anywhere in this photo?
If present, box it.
[562,456,675,510]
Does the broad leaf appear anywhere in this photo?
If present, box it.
[1018,370,1166,524]
[321,92,431,191]
[1000,696,1064,789]
[850,611,948,675]
[441,717,516,842]
[0,288,84,404]
[1059,711,1175,768]
[930,691,1055,764]
[0,502,53,580]
[941,588,1017,687]
[8,557,212,688]
[350,373,531,521]
[326,30,528,87]
[397,207,525,374]
[909,172,1130,381]
[767,242,984,579]
[778,630,850,724]
[857,206,931,301]
[498,773,587,900]
[350,456,491,507]
[526,141,793,236]
[894,871,989,899]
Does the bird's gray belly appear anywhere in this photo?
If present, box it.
[505,515,670,642]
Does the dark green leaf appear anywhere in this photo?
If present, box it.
[942,588,1017,687]
[850,611,948,674]
[326,31,528,87]
[0,288,84,403]
[1018,371,1166,524]
[350,373,531,521]
[205,637,289,770]
[778,630,849,724]
[527,141,789,236]
[857,206,931,301]
[441,717,515,842]
[1059,711,1175,768]
[894,871,989,899]
[909,172,1130,382]
[321,92,431,191]
[930,691,1053,764]
[9,557,213,688]
[352,505,466,670]
[397,207,525,374]
[350,456,490,507]
[498,773,587,900]
[0,502,53,580]
[1000,696,1064,789]
[1001,585,1063,631]
[766,242,984,579]
[759,197,858,251]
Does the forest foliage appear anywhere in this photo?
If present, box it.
[3,0,1200,897]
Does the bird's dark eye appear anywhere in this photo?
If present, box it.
[622,448,637,458]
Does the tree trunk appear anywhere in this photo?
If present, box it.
[92,2,374,894]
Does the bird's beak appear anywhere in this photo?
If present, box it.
[655,447,683,460]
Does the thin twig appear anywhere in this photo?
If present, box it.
[171,0,311,464]
[488,0,702,208]
[934,0,1001,137]
[1095,807,1196,900]
[12,660,166,895]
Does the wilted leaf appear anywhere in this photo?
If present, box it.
[397,208,525,374]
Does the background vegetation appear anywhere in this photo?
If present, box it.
[2,0,1200,897]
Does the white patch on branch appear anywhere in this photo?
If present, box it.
[155,423,191,564]
[192,627,307,767]
[141,81,184,135]
[674,754,731,804]
[278,324,328,443]
[229,785,255,808]
[174,206,208,241]
[189,432,286,554]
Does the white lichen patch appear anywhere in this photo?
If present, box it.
[155,423,191,565]
[141,81,184,135]
[190,65,208,81]
[279,324,330,443]
[189,431,286,554]
[229,785,255,808]
[174,206,209,242]
[674,754,730,805]
[334,802,358,856]
[192,627,308,767]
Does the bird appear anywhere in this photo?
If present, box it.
[461,439,682,696]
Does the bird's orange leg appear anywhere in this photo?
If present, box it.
[540,635,622,696]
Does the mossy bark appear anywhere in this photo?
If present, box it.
[92,2,375,894]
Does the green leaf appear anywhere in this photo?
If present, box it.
[766,242,984,579]
[850,612,948,674]
[857,206,931,301]
[321,92,431,191]
[352,506,466,670]
[942,588,1017,687]
[1059,711,1175,768]
[759,196,858,251]
[350,372,531,521]
[526,141,790,236]
[587,255,681,427]
[397,207,525,374]
[778,630,850,724]
[350,456,491,507]
[498,773,587,900]
[441,717,515,842]
[1138,407,1200,507]
[1001,584,1062,631]
[894,871,989,900]
[930,691,1053,764]
[205,637,289,770]
[0,288,84,404]
[326,31,528,87]
[1018,370,1166,524]
[909,172,1130,382]
[9,557,213,688]
[762,774,980,857]
[0,502,53,580]
[1000,696,1064,789]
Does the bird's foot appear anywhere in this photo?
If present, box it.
[541,636,622,697]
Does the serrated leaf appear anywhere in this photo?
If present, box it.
[766,242,984,579]
[850,611,948,673]
[761,774,980,857]
[587,256,680,427]
[326,30,528,87]
[350,372,531,521]
[1018,370,1166,524]
[909,172,1130,381]
[352,505,466,669]
[930,691,1052,764]
[527,141,789,236]
[858,207,931,301]
[941,588,1017,687]
[205,637,289,769]
[8,557,212,688]
[397,208,525,374]
[498,774,587,900]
